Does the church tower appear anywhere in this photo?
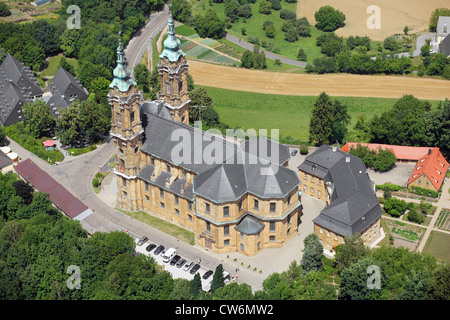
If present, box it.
[108,38,144,211]
[158,12,190,124]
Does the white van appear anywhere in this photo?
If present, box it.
[162,248,177,263]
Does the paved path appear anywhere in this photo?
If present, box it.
[417,177,450,252]
[125,5,170,75]
[224,33,307,68]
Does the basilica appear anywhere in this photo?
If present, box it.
[108,14,302,256]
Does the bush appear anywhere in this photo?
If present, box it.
[406,207,425,224]
[258,0,272,15]
[297,48,307,61]
[280,9,296,20]
[300,145,308,155]
[383,197,407,217]
[409,186,439,198]
[375,183,402,192]
[92,178,99,188]
[314,5,346,32]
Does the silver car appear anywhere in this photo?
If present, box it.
[183,261,194,271]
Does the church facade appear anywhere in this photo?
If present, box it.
[108,14,302,256]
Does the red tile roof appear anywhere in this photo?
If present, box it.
[15,158,89,219]
[341,142,432,161]
[408,148,449,190]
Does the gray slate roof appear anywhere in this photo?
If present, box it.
[0,149,13,169]
[439,33,450,57]
[0,54,43,98]
[0,54,41,126]
[301,145,382,237]
[437,16,450,38]
[140,112,299,203]
[47,67,89,115]
[235,214,265,235]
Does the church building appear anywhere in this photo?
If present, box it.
[108,14,302,256]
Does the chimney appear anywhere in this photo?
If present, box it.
[332,146,337,152]
[346,156,350,163]
[428,149,432,155]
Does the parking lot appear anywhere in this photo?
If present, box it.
[134,238,230,291]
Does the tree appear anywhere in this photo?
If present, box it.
[309,92,335,145]
[202,106,220,128]
[384,36,400,51]
[210,264,225,294]
[172,0,192,22]
[426,263,450,299]
[59,58,76,77]
[265,23,275,38]
[13,180,34,205]
[353,114,371,142]
[280,9,296,21]
[339,256,387,300]
[258,0,272,15]
[316,32,344,57]
[134,63,151,92]
[334,234,370,273]
[0,2,11,17]
[284,28,298,42]
[241,49,254,68]
[301,233,323,274]
[190,273,202,298]
[213,282,254,300]
[297,48,307,61]
[22,100,56,139]
[314,6,346,32]
[193,10,225,39]
[331,100,351,143]
[169,278,194,300]
[429,8,450,32]
[383,197,407,217]
[56,104,82,146]
[59,28,80,58]
[372,147,397,172]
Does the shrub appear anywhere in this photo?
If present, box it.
[258,0,272,15]
[297,48,307,61]
[92,178,99,188]
[375,183,402,192]
[314,6,346,32]
[280,9,296,20]
[409,186,439,198]
[300,145,308,155]
[383,197,407,217]
[406,207,425,224]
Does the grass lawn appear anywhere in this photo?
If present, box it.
[423,231,450,263]
[119,210,196,245]
[40,55,79,78]
[191,0,325,63]
[200,85,442,143]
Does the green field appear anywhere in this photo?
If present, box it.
[40,55,79,78]
[191,0,325,63]
[200,86,441,143]
[423,231,450,263]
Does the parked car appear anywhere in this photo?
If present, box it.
[176,258,187,268]
[137,236,148,246]
[190,263,201,274]
[153,245,164,255]
[291,150,298,156]
[145,243,156,252]
[170,255,181,266]
[202,270,213,280]
[183,261,194,271]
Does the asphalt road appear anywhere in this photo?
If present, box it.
[124,5,170,75]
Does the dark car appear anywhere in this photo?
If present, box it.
[202,270,213,280]
[176,258,187,268]
[153,245,164,255]
[137,236,148,246]
[190,263,201,274]
[145,243,156,252]
[291,150,298,156]
[170,255,181,266]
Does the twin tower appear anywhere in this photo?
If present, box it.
[108,13,190,210]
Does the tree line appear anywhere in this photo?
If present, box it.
[1,171,449,301]
[309,93,450,161]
